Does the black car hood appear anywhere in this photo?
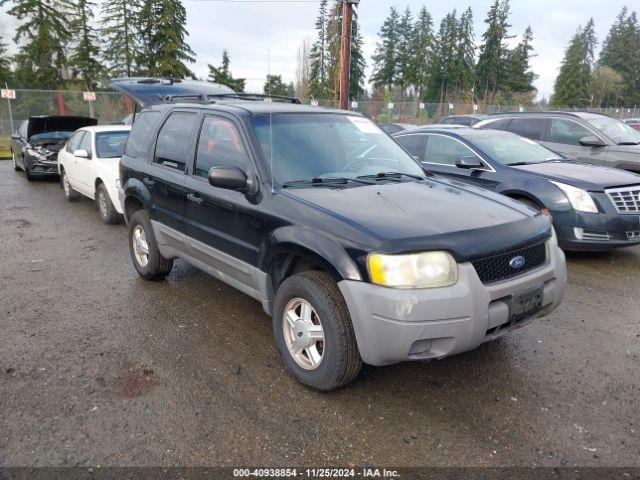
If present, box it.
[512,161,640,190]
[284,179,552,261]
[108,77,235,106]
[27,116,97,139]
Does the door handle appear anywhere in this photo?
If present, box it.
[142,177,155,188]
[187,193,204,205]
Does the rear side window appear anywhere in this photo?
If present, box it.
[153,112,197,172]
[124,111,160,158]
[396,134,425,159]
[507,118,546,140]
[194,116,250,178]
[66,131,85,153]
[548,119,592,145]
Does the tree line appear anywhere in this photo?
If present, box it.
[553,8,640,108]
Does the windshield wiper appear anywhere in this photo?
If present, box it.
[356,171,425,181]
[282,177,373,188]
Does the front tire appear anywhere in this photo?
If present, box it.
[128,209,173,280]
[24,164,34,181]
[12,153,20,171]
[273,271,362,391]
[96,183,121,224]
[60,170,80,201]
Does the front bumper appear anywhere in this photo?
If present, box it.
[338,239,566,366]
[552,193,640,250]
[24,155,60,176]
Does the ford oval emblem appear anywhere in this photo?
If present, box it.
[509,255,526,269]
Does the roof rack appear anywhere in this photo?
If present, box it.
[162,92,302,104]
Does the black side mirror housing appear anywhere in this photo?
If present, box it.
[455,155,485,170]
[579,135,606,147]
[208,166,249,191]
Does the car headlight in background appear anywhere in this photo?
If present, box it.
[550,181,598,213]
[368,251,458,288]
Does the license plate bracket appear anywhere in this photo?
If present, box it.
[508,286,544,323]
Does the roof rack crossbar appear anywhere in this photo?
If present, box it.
[206,93,302,104]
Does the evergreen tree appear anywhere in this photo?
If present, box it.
[309,0,330,98]
[453,7,476,97]
[370,6,400,91]
[139,0,195,78]
[1,0,74,88]
[503,26,537,98]
[475,0,513,99]
[0,36,11,85]
[207,50,245,92]
[427,11,458,102]
[101,0,143,77]
[295,39,311,101]
[348,11,366,99]
[70,0,102,89]
[263,74,290,96]
[600,8,640,105]
[552,25,593,107]
[395,7,413,96]
[411,6,435,100]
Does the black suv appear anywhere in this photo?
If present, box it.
[117,82,566,390]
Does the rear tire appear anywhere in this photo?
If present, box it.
[273,271,362,391]
[96,183,121,224]
[128,209,173,280]
[61,170,80,201]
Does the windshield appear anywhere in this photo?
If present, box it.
[470,131,563,165]
[586,116,640,144]
[96,131,129,158]
[30,131,74,141]
[250,113,425,186]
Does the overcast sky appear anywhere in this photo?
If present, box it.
[0,0,635,99]
[184,0,634,100]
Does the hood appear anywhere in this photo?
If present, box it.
[108,77,235,106]
[512,161,640,190]
[605,144,640,154]
[27,116,97,139]
[283,179,552,261]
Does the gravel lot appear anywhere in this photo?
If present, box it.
[0,160,638,468]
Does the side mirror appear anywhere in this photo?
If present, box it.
[455,155,485,170]
[11,133,21,140]
[208,166,249,191]
[73,149,90,158]
[579,136,606,147]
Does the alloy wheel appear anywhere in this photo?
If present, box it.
[282,298,325,370]
[132,225,149,268]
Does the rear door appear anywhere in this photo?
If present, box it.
[543,118,608,165]
[183,114,262,292]
[146,111,198,236]
[420,134,501,190]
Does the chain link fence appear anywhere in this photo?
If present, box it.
[1,89,638,138]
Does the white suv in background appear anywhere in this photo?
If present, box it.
[58,125,131,224]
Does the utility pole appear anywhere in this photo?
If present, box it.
[339,0,359,110]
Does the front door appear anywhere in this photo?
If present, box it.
[184,114,262,291]
[542,118,608,165]
[74,131,96,196]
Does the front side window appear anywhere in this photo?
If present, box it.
[18,121,27,138]
[424,135,479,166]
[548,119,593,146]
[124,111,161,158]
[96,131,129,158]
[194,116,250,178]
[396,134,425,159]
[507,118,546,140]
[154,112,197,171]
[79,131,92,155]
[66,131,85,153]
[250,113,424,185]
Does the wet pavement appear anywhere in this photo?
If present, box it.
[0,160,638,467]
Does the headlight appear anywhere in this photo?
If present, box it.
[368,251,458,288]
[550,181,598,213]
[26,148,46,160]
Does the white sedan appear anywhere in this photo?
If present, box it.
[58,125,131,224]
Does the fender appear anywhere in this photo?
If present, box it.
[259,226,363,283]
[122,178,154,221]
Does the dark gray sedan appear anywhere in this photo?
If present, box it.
[475,112,640,173]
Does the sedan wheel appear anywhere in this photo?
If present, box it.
[132,224,150,268]
[12,153,19,171]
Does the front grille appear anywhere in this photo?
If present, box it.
[606,185,640,214]
[628,230,640,240]
[471,242,547,284]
